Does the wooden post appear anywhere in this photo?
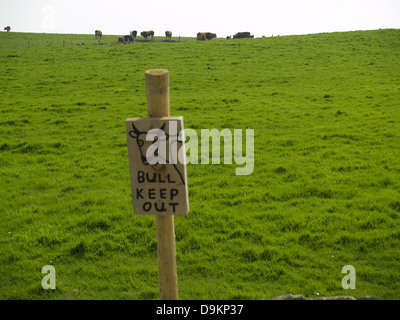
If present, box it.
[145,69,178,300]
[63,40,65,48]
[145,69,170,118]
[28,41,30,49]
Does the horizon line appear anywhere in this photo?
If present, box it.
[2,27,398,38]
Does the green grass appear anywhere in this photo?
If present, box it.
[0,29,400,300]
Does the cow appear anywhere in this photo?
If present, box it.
[95,30,102,39]
[197,32,207,41]
[165,31,172,40]
[124,35,134,43]
[141,30,154,40]
[233,32,251,39]
[130,30,137,39]
[205,32,217,40]
[198,32,216,40]
[118,37,125,45]
[4,26,10,32]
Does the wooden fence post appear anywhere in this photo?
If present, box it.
[127,69,188,300]
[145,69,178,300]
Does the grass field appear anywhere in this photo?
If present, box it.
[0,29,399,300]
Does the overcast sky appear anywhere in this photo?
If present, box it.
[1,0,399,37]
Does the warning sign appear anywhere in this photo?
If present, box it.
[126,116,189,215]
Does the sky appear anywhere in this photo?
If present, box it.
[0,0,399,38]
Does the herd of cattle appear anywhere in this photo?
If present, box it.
[2,26,254,41]
[2,27,256,40]
[94,30,255,44]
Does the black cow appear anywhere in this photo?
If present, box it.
[124,35,134,43]
[205,32,217,40]
[233,32,251,39]
[130,30,137,39]
[4,26,11,32]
